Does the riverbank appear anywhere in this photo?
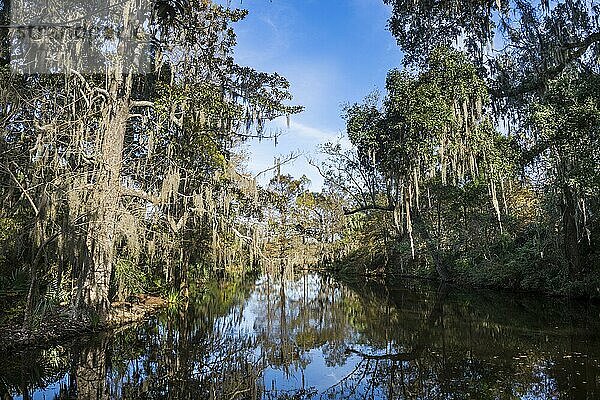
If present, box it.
[0,294,167,351]
[322,246,600,300]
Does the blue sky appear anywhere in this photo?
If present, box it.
[229,0,402,190]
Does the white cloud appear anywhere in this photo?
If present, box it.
[272,118,339,143]
[241,117,354,191]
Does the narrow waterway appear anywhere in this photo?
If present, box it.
[2,272,600,399]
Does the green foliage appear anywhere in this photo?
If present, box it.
[166,290,181,305]
[325,43,599,297]
[114,258,148,302]
[0,266,28,294]
[0,218,21,267]
[323,47,520,285]
[527,70,600,196]
[0,0,304,325]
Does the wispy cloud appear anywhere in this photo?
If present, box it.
[269,117,353,149]
[233,2,295,66]
[285,119,338,142]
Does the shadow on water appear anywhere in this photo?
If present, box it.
[1,272,600,399]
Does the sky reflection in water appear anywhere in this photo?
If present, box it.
[3,272,600,399]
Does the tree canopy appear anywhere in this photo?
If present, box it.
[319,0,600,293]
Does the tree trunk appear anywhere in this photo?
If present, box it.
[562,184,581,277]
[79,93,129,318]
[74,0,137,319]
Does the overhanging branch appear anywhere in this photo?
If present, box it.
[491,31,600,98]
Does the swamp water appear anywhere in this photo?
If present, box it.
[2,272,600,399]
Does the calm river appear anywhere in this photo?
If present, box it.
[2,272,600,399]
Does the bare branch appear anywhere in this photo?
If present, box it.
[253,152,302,179]
[5,163,39,216]
[343,204,394,216]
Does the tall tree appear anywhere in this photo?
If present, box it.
[380,0,600,282]
[0,0,301,322]
[323,48,515,279]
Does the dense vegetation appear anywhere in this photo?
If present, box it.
[1,2,599,398]
[1,0,599,342]
[319,0,600,296]
[0,0,305,329]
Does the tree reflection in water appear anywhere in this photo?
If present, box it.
[2,272,600,399]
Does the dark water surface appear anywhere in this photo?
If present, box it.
[2,272,600,399]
